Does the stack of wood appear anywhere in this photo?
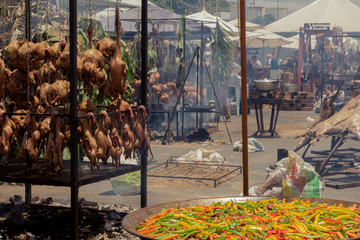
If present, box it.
[278,92,315,111]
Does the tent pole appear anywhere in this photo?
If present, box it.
[297,28,304,91]
[239,0,249,196]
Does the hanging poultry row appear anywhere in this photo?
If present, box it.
[0,98,150,173]
[0,7,150,172]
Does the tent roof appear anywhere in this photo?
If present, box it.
[98,4,182,33]
[282,34,317,49]
[94,0,142,8]
[265,0,360,33]
[186,9,238,33]
[227,19,262,31]
[246,29,293,48]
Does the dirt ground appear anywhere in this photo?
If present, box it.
[148,164,240,189]
[1,108,360,209]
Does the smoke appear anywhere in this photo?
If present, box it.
[227,0,360,13]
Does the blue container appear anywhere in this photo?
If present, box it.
[240,98,250,115]
[240,83,250,115]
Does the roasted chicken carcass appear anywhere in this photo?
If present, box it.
[6,40,26,69]
[81,112,99,170]
[5,69,35,99]
[18,41,44,71]
[95,38,116,58]
[151,84,162,95]
[78,99,99,170]
[36,82,51,106]
[0,58,6,99]
[35,61,59,84]
[31,42,54,61]
[110,7,127,98]
[106,101,123,166]
[81,21,107,92]
[119,100,135,159]
[18,111,41,168]
[95,111,112,165]
[50,80,70,106]
[11,109,27,142]
[44,112,67,172]
[133,105,150,157]
[160,93,169,103]
[0,103,16,165]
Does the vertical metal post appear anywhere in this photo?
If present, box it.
[196,48,199,129]
[25,184,31,204]
[181,17,186,138]
[140,0,148,208]
[25,0,31,41]
[239,0,249,196]
[69,0,79,239]
[25,0,31,204]
[199,22,204,128]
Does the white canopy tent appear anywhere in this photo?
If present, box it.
[266,0,360,33]
[95,0,142,8]
[247,29,292,48]
[227,19,262,31]
[282,34,316,49]
[186,9,239,33]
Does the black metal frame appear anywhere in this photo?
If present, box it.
[0,1,149,239]
[161,47,233,145]
[147,156,242,188]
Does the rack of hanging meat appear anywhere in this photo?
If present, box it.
[294,88,360,177]
[0,1,150,187]
[0,0,150,238]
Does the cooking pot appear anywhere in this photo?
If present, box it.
[281,83,299,93]
[254,79,279,91]
[122,196,360,240]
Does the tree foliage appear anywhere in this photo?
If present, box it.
[149,0,230,15]
[211,20,233,86]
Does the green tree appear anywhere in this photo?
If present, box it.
[211,20,233,86]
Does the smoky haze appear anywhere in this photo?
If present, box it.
[227,0,360,13]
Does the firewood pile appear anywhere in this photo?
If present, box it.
[0,7,150,173]
[0,195,139,240]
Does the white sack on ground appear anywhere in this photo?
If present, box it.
[233,138,264,152]
[176,148,225,164]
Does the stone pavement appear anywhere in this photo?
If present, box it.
[1,108,360,209]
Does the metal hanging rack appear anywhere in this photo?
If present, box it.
[0,1,149,239]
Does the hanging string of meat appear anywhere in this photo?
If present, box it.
[109,7,127,98]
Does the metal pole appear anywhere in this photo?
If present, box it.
[140,0,148,208]
[239,0,249,196]
[200,22,204,128]
[181,17,186,138]
[25,0,31,41]
[196,47,199,129]
[25,0,31,204]
[69,0,79,239]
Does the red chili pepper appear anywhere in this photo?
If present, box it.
[323,217,344,230]
[194,207,206,215]
[309,206,328,214]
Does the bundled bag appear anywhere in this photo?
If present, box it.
[249,151,324,198]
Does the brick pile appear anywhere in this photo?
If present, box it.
[278,92,315,111]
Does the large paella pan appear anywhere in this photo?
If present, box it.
[122,197,360,240]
